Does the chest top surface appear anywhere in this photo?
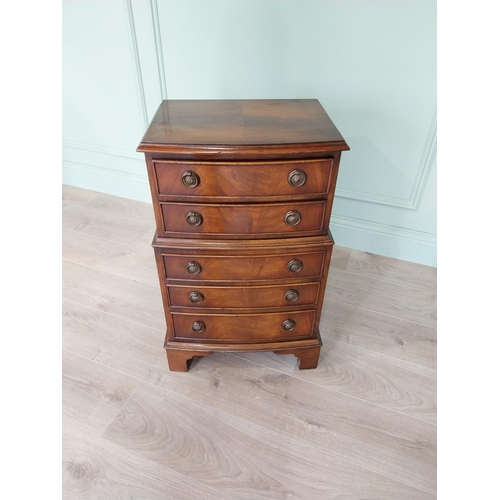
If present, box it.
[137,99,349,155]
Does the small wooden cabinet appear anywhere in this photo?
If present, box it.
[137,99,349,371]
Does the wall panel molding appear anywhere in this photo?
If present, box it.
[331,214,436,245]
[330,214,436,266]
[151,0,168,100]
[124,0,149,128]
[63,139,141,161]
[336,109,437,210]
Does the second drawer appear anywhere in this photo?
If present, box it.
[168,282,320,308]
[159,200,327,238]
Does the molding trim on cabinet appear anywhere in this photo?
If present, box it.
[150,0,168,100]
[336,109,437,210]
[124,0,149,128]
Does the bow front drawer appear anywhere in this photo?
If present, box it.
[153,159,334,201]
[160,250,328,282]
[171,310,316,342]
[159,201,327,238]
[167,282,320,309]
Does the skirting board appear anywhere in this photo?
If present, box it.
[62,160,436,267]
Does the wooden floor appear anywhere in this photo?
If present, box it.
[62,185,437,499]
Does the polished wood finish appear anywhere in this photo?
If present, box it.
[62,186,437,498]
[137,99,349,157]
[154,158,334,199]
[171,310,317,342]
[138,99,349,371]
[159,200,328,238]
[158,245,329,282]
[167,282,320,309]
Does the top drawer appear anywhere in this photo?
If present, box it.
[152,159,334,201]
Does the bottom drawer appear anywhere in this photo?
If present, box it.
[171,310,316,342]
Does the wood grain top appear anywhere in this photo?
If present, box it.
[137,99,349,155]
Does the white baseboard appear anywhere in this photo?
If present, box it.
[330,214,436,267]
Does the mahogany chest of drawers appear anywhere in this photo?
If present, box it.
[137,99,349,371]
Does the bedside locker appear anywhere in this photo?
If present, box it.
[137,99,349,371]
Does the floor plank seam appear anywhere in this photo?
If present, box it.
[64,196,154,223]
[62,258,161,293]
[320,337,437,374]
[62,297,166,334]
[62,251,158,289]
[329,267,437,295]
[326,296,437,329]
[63,349,139,437]
[63,225,151,250]
[229,352,437,427]
[342,265,436,295]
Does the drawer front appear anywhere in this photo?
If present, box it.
[171,310,316,342]
[160,201,326,237]
[162,251,326,282]
[154,159,333,199]
[168,282,320,308]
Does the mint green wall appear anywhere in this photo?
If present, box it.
[63,0,436,266]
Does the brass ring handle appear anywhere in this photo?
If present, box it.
[284,289,299,302]
[181,170,200,188]
[284,210,301,226]
[189,291,204,304]
[186,261,202,274]
[186,211,203,227]
[281,319,296,331]
[288,169,307,187]
[192,321,206,333]
[287,259,303,273]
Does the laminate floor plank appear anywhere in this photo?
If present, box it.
[62,204,151,246]
[62,300,163,361]
[235,318,436,422]
[63,419,230,500]
[94,345,436,493]
[325,269,437,328]
[84,192,155,226]
[103,383,435,500]
[63,229,158,287]
[62,350,139,436]
[321,300,437,369]
[293,337,436,423]
[346,249,437,293]
[330,245,352,270]
[62,260,165,332]
[62,184,100,206]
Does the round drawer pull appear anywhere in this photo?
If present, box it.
[181,170,200,188]
[284,289,299,302]
[192,321,206,333]
[186,261,202,275]
[281,319,296,331]
[189,291,204,304]
[284,210,301,226]
[287,259,303,273]
[186,211,203,227]
[288,169,307,187]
